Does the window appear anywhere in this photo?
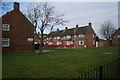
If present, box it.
[2,38,9,47]
[49,42,53,45]
[27,38,33,41]
[79,40,84,45]
[79,34,84,37]
[66,35,71,38]
[57,36,60,39]
[93,34,95,37]
[54,37,56,39]
[3,24,10,31]
[93,40,95,44]
[117,35,120,38]
[70,41,73,44]
[63,36,66,38]
[66,42,70,45]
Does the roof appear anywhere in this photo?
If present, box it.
[47,26,89,37]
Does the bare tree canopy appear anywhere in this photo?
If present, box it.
[24,2,68,55]
[99,20,116,41]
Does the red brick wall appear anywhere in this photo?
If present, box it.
[2,9,34,53]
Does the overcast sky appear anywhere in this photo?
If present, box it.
[2,1,119,39]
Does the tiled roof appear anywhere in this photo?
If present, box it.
[47,26,89,37]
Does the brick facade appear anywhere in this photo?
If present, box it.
[45,23,96,48]
[112,27,120,46]
[2,2,34,53]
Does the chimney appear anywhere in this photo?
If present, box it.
[65,27,68,30]
[14,2,19,10]
[88,22,92,27]
[76,25,79,28]
[57,28,59,31]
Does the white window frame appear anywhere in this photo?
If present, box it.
[27,38,33,41]
[79,40,84,45]
[66,41,70,45]
[79,34,84,37]
[57,36,60,39]
[49,42,53,45]
[66,35,71,38]
[70,41,73,44]
[3,24,10,31]
[93,40,95,44]
[54,37,56,39]
[2,38,10,47]
[93,34,95,37]
[117,35,120,38]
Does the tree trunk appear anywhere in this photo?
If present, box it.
[39,30,44,55]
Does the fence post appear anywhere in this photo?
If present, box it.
[99,65,103,80]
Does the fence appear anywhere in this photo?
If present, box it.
[75,58,120,80]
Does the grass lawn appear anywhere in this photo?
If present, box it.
[2,46,119,78]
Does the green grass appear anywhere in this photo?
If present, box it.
[2,46,119,78]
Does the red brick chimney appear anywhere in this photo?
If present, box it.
[14,2,19,10]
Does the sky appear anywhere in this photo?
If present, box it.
[1,0,119,39]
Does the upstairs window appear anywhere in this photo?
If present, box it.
[79,34,84,37]
[57,36,60,39]
[2,38,9,47]
[3,24,10,31]
[66,35,71,38]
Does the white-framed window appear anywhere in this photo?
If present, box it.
[79,40,84,45]
[74,35,77,37]
[117,35,120,38]
[49,37,51,39]
[2,38,9,47]
[3,24,10,31]
[66,35,71,38]
[57,42,62,45]
[93,40,95,44]
[27,38,33,41]
[57,36,60,39]
[66,41,70,45]
[79,34,84,37]
[70,41,73,44]
[49,42,53,45]
[63,36,66,38]
[54,37,56,39]
[93,34,95,37]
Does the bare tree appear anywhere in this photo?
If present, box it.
[1,2,13,14]
[24,2,67,55]
[99,20,116,41]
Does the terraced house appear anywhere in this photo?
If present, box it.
[2,2,34,53]
[46,23,96,48]
[112,27,120,46]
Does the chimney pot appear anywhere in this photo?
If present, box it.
[57,28,59,31]
[88,22,92,26]
[76,25,79,28]
[65,27,68,30]
[14,2,19,10]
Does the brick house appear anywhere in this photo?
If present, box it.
[112,27,120,46]
[45,23,96,48]
[2,2,34,53]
